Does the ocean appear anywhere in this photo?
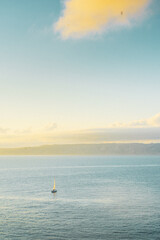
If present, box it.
[0,156,160,240]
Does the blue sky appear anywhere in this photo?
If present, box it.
[0,0,160,146]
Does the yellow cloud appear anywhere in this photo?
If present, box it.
[55,0,150,38]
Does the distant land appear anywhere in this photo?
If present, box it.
[0,143,160,155]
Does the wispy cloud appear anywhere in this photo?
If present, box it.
[55,0,150,39]
[1,113,160,147]
[14,127,32,135]
[0,127,10,134]
[109,113,160,128]
[44,122,58,132]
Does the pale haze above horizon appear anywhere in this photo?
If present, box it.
[0,0,160,147]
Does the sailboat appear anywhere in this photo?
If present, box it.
[51,177,57,193]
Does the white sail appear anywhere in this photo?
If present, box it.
[53,177,56,190]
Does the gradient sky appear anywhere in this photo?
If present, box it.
[0,0,160,146]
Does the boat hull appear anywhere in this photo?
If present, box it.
[51,189,57,193]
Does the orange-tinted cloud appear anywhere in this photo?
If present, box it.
[55,0,150,38]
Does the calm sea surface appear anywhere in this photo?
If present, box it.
[0,156,160,240]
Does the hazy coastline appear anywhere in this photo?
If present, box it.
[0,143,160,156]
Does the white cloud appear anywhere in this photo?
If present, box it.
[148,113,160,126]
[109,112,160,128]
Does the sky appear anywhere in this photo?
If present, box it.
[0,0,160,147]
